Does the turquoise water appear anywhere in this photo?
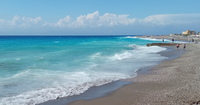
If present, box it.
[0,36,168,105]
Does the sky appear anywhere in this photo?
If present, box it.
[0,0,200,35]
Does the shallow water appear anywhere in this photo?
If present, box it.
[0,36,168,105]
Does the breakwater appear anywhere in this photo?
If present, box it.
[146,43,179,47]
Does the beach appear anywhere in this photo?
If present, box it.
[1,36,170,105]
[69,42,200,105]
[136,35,200,42]
[1,36,200,105]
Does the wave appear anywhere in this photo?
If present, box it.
[124,36,138,39]
[0,69,129,105]
[111,51,133,60]
[139,37,163,41]
[111,44,166,61]
[90,52,102,59]
[0,40,168,105]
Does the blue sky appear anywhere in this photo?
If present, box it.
[0,0,200,35]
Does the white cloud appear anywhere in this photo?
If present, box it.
[142,14,200,26]
[0,16,42,28]
[0,16,43,34]
[58,11,136,28]
[11,16,42,27]
[55,12,200,29]
[0,11,200,35]
[143,14,168,25]
[56,16,71,27]
[98,13,135,26]
[71,11,100,28]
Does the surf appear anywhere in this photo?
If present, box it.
[0,35,168,105]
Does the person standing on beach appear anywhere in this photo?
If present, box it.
[162,39,164,43]
[176,44,179,49]
[183,43,186,49]
[172,38,174,43]
[192,39,194,42]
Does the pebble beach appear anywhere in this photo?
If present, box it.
[69,36,200,105]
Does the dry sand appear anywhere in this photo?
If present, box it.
[70,43,200,105]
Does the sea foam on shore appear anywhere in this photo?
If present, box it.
[69,43,200,105]
[0,36,168,105]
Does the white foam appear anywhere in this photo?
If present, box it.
[139,37,163,41]
[0,44,168,105]
[110,45,166,61]
[90,52,102,59]
[124,36,137,39]
[137,37,174,43]
[0,69,129,105]
[112,51,133,60]
[135,45,167,53]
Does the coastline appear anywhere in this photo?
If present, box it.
[136,35,200,42]
[40,45,184,105]
[69,42,200,104]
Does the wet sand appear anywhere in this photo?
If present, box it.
[70,43,200,105]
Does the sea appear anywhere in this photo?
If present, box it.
[0,35,170,105]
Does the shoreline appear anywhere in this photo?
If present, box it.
[69,42,200,104]
[39,38,183,105]
[136,35,200,42]
[39,47,176,105]
[40,41,186,105]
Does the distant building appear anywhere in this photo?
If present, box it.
[170,30,199,36]
[182,30,190,35]
[182,30,196,35]
[190,31,196,35]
